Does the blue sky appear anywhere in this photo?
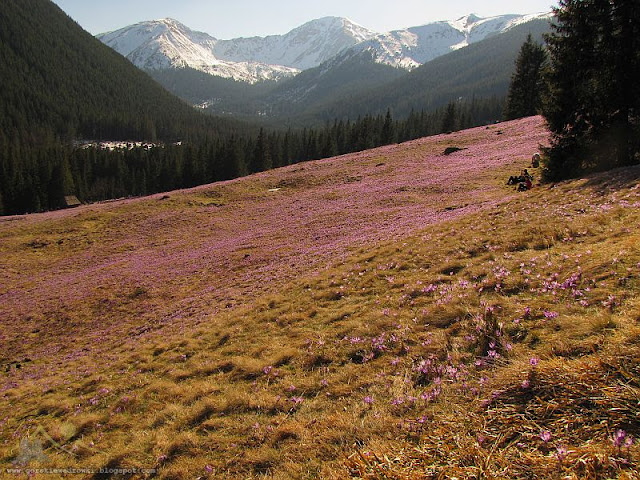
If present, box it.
[52,0,557,38]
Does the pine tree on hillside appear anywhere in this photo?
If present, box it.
[250,128,272,173]
[440,102,458,134]
[504,34,548,120]
[542,0,640,180]
[381,109,396,145]
[608,0,640,168]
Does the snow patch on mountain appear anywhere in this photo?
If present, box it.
[98,16,374,83]
[98,18,299,83]
[356,12,551,69]
[213,17,377,70]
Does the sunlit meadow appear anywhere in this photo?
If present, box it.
[1,116,639,479]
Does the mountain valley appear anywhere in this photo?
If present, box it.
[2,1,640,477]
[2,116,639,478]
[98,13,552,123]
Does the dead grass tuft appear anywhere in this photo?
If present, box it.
[187,401,217,427]
[424,304,470,328]
[228,356,265,381]
[269,422,304,446]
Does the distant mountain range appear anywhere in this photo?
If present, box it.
[97,17,375,83]
[98,13,552,84]
[125,18,552,125]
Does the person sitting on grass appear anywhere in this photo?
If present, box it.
[532,153,541,168]
[507,169,532,185]
[518,175,533,191]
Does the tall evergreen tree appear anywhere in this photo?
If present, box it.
[250,128,272,173]
[542,0,640,180]
[504,34,548,120]
[381,109,396,145]
[440,102,458,133]
[608,0,640,167]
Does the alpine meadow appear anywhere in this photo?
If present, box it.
[1,0,639,479]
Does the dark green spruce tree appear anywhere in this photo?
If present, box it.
[542,0,640,180]
[440,102,458,133]
[250,128,272,173]
[504,34,548,120]
[380,109,396,145]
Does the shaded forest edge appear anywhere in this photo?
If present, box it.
[0,98,502,216]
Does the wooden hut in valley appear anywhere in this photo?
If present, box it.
[63,195,81,208]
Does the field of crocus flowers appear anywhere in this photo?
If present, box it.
[1,116,639,479]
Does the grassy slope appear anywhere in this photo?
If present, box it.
[0,116,639,479]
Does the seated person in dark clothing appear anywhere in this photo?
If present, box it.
[508,169,534,185]
[517,176,533,191]
[507,175,521,185]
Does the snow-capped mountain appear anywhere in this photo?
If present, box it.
[213,17,377,71]
[98,13,551,83]
[97,17,375,83]
[352,13,552,70]
[97,18,298,83]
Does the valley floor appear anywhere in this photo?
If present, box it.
[1,116,639,479]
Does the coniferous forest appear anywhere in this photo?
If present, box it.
[541,0,640,180]
[0,0,247,214]
[0,0,505,215]
[3,0,635,216]
[0,99,503,215]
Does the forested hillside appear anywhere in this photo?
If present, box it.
[313,18,552,121]
[147,68,278,117]
[232,49,407,125]
[0,0,232,142]
[0,0,253,215]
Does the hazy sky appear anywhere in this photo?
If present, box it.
[52,0,557,38]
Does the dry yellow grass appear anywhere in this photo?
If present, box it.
[1,118,639,479]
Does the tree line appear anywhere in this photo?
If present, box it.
[0,97,503,215]
[3,0,636,215]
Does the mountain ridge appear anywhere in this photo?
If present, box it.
[181,17,551,125]
[98,16,377,83]
[309,17,553,121]
[0,0,228,143]
[98,12,551,83]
